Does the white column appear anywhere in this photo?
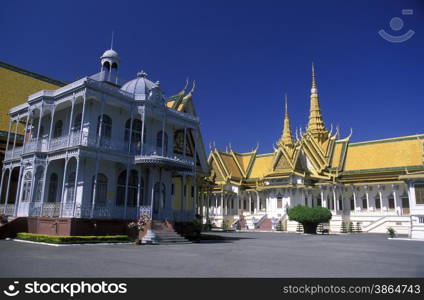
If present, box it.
[248,192,252,213]
[59,158,69,217]
[39,162,49,216]
[136,165,142,217]
[36,105,44,142]
[123,165,130,219]
[161,112,166,156]
[352,188,357,211]
[3,169,12,214]
[79,93,87,144]
[140,111,145,155]
[128,110,134,153]
[220,192,224,216]
[13,167,23,217]
[5,119,12,153]
[66,96,75,147]
[365,186,370,211]
[11,114,20,157]
[332,187,337,213]
[48,108,55,150]
[320,188,325,208]
[392,184,398,215]
[72,157,81,217]
[22,114,30,153]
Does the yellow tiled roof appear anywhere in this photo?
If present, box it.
[249,154,274,178]
[343,135,423,172]
[219,152,243,178]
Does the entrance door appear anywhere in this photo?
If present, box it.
[402,197,410,215]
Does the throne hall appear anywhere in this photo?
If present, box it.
[206,65,424,239]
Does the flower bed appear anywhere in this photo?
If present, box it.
[15,233,130,244]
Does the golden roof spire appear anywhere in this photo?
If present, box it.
[177,78,189,96]
[307,63,328,140]
[280,94,294,147]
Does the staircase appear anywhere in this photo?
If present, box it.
[244,212,267,230]
[149,221,190,244]
[255,217,273,231]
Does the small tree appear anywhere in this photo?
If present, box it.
[340,221,347,233]
[387,227,396,238]
[348,221,354,233]
[288,205,332,234]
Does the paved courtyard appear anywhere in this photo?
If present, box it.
[1,232,424,277]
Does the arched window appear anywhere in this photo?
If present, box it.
[21,171,32,203]
[96,114,112,144]
[316,195,322,207]
[414,183,424,205]
[92,173,108,207]
[33,166,44,202]
[66,172,76,203]
[72,113,82,132]
[47,173,58,203]
[156,131,168,155]
[53,120,63,138]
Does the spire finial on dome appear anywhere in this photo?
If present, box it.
[137,71,148,78]
[110,31,115,50]
[284,93,288,119]
[311,62,318,94]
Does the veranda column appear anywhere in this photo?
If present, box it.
[91,99,105,218]
[123,165,130,219]
[13,167,23,217]
[66,95,75,147]
[5,118,12,154]
[3,168,12,214]
[365,186,370,211]
[140,111,145,155]
[136,165,142,218]
[39,161,49,216]
[79,93,87,144]
[59,158,69,217]
[392,184,398,215]
[320,187,325,208]
[161,111,166,156]
[193,129,198,213]
[23,113,30,152]
[72,157,81,217]
[248,191,252,213]
[352,186,357,211]
[11,114,20,157]
[256,191,260,213]
[128,110,134,153]
[332,186,337,213]
[48,107,55,150]
[36,105,44,148]
[220,192,224,216]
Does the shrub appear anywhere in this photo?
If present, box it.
[16,233,130,244]
[348,222,354,233]
[387,227,396,238]
[288,205,332,234]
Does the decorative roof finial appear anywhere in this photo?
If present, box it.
[137,71,148,78]
[280,94,294,147]
[311,62,318,94]
[189,80,196,94]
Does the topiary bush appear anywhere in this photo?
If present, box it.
[288,205,332,234]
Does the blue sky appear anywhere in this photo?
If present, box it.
[1,0,423,153]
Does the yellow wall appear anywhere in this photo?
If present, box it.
[0,66,61,132]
